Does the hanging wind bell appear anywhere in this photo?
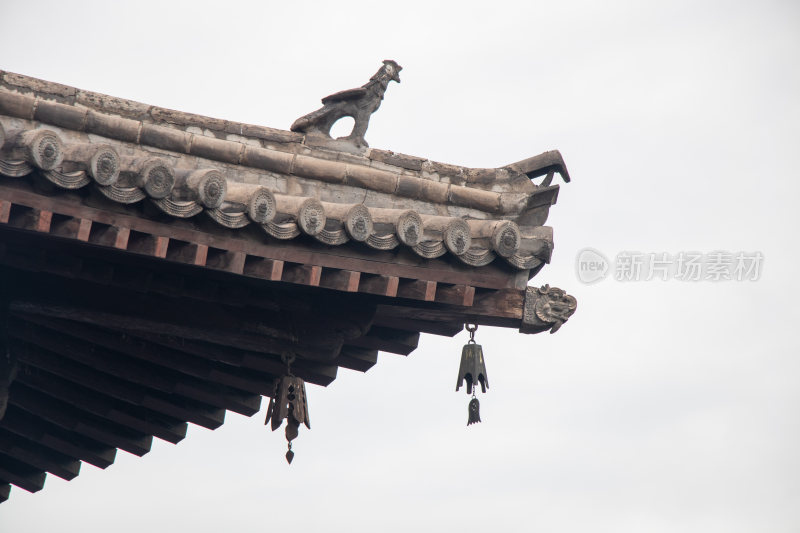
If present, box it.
[265,353,310,463]
[456,324,488,425]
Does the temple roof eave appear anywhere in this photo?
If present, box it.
[0,71,567,271]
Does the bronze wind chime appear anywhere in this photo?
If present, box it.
[456,324,489,425]
[265,352,310,464]
[266,324,491,462]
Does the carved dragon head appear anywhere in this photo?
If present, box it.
[534,284,578,333]
[521,284,578,334]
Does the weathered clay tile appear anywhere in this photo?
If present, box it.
[85,111,141,143]
[0,91,36,120]
[190,134,242,164]
[140,124,192,154]
[33,100,88,131]
[448,184,502,213]
[241,145,293,175]
[293,154,347,184]
[345,165,397,194]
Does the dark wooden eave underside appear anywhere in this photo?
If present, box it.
[0,180,537,501]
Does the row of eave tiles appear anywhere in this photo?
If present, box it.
[0,126,543,269]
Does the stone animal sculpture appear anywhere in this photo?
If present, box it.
[531,284,578,333]
[291,60,402,148]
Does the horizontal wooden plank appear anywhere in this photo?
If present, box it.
[371,315,463,337]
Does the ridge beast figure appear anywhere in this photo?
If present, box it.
[291,60,402,148]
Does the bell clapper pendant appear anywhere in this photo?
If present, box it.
[286,441,294,464]
[468,390,481,425]
[456,324,488,426]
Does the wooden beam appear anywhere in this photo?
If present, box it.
[319,268,360,292]
[10,319,258,417]
[10,384,153,457]
[128,231,169,258]
[0,243,47,279]
[42,252,83,278]
[17,370,187,445]
[112,266,154,293]
[397,279,437,301]
[358,274,399,297]
[0,455,46,493]
[282,263,321,286]
[11,337,224,430]
[5,205,52,233]
[88,223,129,249]
[0,201,10,224]
[347,327,420,356]
[165,240,208,266]
[1,407,117,469]
[0,429,81,481]
[243,256,283,281]
[76,260,114,285]
[0,229,511,334]
[125,331,338,387]
[435,284,475,307]
[31,320,275,397]
[371,314,464,337]
[49,213,91,241]
[9,299,341,362]
[0,237,267,325]
[57,318,263,412]
[77,218,92,241]
[337,346,378,372]
[372,288,526,330]
[0,236,261,314]
[206,248,245,274]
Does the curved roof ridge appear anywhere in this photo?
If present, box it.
[0,70,569,192]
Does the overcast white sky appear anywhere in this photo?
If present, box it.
[1,1,798,531]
